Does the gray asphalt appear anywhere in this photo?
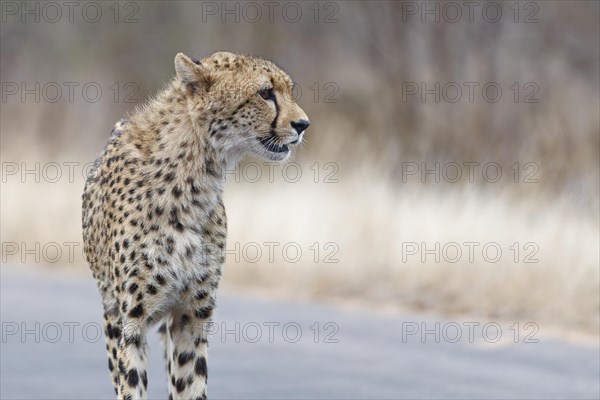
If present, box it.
[1,266,598,400]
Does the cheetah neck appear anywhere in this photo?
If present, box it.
[127,83,227,199]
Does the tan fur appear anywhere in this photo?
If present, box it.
[82,52,309,400]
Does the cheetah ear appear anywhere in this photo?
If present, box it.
[175,53,213,93]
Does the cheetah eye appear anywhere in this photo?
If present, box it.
[258,88,274,101]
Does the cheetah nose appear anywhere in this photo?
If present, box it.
[291,119,310,135]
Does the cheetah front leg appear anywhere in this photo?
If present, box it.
[166,293,214,400]
[102,306,123,396]
[95,277,123,396]
[116,315,149,399]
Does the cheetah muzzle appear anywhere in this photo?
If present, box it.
[82,51,309,400]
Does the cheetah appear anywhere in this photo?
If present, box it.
[82,52,309,400]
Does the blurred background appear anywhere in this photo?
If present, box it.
[1,1,599,398]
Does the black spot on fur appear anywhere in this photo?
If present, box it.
[141,370,148,388]
[127,368,139,387]
[195,356,207,376]
[146,284,158,295]
[194,291,208,301]
[156,274,166,285]
[128,283,138,294]
[176,378,186,392]
[176,314,188,328]
[172,185,182,198]
[113,325,121,339]
[118,359,126,374]
[125,334,142,348]
[178,351,194,366]
[168,207,184,232]
[128,303,144,318]
[195,306,213,320]
[164,172,175,182]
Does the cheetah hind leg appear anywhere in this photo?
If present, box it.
[165,306,211,399]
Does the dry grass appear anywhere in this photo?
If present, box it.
[1,1,598,336]
[222,166,599,335]
[2,156,597,334]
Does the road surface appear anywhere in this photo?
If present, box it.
[1,266,598,399]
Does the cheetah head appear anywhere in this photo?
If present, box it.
[174,52,310,162]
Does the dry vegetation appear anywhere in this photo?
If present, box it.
[1,2,598,334]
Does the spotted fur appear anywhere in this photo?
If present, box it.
[82,52,309,400]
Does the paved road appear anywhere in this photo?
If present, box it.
[1,266,598,399]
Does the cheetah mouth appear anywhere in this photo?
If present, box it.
[258,136,289,153]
